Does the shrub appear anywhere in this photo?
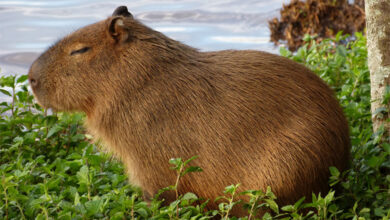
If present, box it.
[281,32,390,219]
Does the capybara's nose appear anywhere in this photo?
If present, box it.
[28,62,40,89]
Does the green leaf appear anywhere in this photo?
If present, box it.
[136,207,149,217]
[223,184,239,194]
[17,75,28,83]
[71,133,85,142]
[374,207,386,217]
[74,192,80,205]
[110,212,125,220]
[87,154,103,167]
[0,75,16,88]
[324,191,335,204]
[329,166,340,177]
[265,186,276,199]
[30,197,46,207]
[214,195,226,202]
[262,212,272,220]
[0,89,11,96]
[382,143,390,154]
[359,208,370,214]
[183,166,203,176]
[183,155,199,167]
[279,46,292,57]
[264,199,279,214]
[13,136,24,145]
[293,197,306,209]
[336,45,347,57]
[169,158,182,167]
[335,31,344,41]
[16,91,28,102]
[218,202,225,211]
[57,213,71,220]
[182,192,198,201]
[303,34,313,42]
[366,156,383,168]
[47,124,63,138]
[85,199,103,216]
[281,205,295,212]
[35,213,46,220]
[76,165,89,185]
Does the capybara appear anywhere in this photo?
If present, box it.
[28,6,350,216]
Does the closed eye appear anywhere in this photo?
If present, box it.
[70,47,90,56]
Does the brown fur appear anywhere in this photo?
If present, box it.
[28,6,350,216]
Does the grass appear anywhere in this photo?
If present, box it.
[1,32,389,219]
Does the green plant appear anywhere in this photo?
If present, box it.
[1,32,389,219]
[168,156,203,200]
[281,32,390,219]
[150,156,208,219]
[0,75,143,219]
[242,187,279,219]
[215,184,241,219]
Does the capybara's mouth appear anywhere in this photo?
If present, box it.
[34,97,50,110]
[30,90,54,111]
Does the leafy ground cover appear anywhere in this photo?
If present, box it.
[1,33,389,219]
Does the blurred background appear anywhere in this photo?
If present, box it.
[0,0,290,76]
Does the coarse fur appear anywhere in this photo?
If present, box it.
[29,6,350,216]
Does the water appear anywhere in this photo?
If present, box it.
[0,0,289,77]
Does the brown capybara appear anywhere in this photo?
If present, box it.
[28,6,350,216]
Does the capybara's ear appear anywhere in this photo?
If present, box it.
[112,6,133,18]
[109,17,129,43]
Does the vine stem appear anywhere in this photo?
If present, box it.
[174,164,184,219]
[247,197,258,220]
[174,165,184,200]
[4,188,8,220]
[131,206,135,220]
[86,160,91,201]
[224,190,237,220]
[11,87,15,116]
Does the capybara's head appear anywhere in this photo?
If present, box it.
[28,6,169,113]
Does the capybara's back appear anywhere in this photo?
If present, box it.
[28,6,350,216]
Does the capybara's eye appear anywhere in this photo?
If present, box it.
[70,47,90,56]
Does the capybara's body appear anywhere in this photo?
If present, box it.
[29,6,350,216]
